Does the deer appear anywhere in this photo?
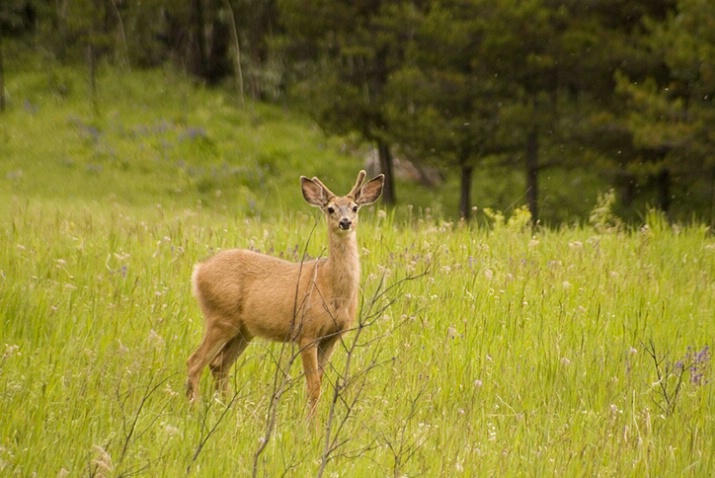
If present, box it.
[186,170,384,417]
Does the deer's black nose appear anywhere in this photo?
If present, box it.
[339,218,352,230]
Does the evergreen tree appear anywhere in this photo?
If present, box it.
[615,0,715,218]
[386,0,510,220]
[387,0,568,223]
[278,0,405,204]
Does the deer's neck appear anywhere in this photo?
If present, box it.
[325,231,360,298]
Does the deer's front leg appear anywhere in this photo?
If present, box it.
[300,339,321,418]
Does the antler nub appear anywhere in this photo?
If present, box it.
[310,177,336,199]
[308,169,368,200]
[348,170,367,198]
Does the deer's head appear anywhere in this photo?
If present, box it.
[301,170,384,234]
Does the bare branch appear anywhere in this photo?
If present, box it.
[187,391,243,476]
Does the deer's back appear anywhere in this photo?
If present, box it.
[193,249,342,342]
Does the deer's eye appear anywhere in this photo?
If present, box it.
[327,206,335,214]
[352,205,358,213]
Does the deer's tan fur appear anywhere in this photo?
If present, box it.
[186,170,384,416]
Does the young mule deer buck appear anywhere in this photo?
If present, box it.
[186,170,384,417]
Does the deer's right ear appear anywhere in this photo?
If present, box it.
[301,176,328,207]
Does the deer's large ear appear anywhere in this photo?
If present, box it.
[301,176,329,207]
[355,174,384,206]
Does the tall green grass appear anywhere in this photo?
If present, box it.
[1,65,713,476]
[1,200,713,476]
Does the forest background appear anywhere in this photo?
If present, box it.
[1,0,714,224]
[2,2,715,476]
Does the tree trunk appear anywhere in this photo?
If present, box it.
[377,139,396,205]
[656,168,671,214]
[710,167,715,229]
[109,0,130,70]
[87,43,98,114]
[619,172,637,208]
[206,17,232,84]
[192,0,207,78]
[526,128,539,225]
[0,30,5,112]
[224,0,245,106]
[459,163,473,220]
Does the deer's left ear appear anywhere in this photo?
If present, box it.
[301,177,329,207]
[355,175,384,206]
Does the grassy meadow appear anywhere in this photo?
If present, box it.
[1,66,714,477]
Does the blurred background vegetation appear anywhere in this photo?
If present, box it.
[1,0,714,226]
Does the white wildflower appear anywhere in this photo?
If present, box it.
[91,445,113,474]
[148,329,165,349]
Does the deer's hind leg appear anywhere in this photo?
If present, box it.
[317,334,341,382]
[186,318,240,402]
[209,332,251,396]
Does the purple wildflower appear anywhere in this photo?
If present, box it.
[687,345,711,386]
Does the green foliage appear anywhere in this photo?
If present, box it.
[589,189,624,234]
[612,0,715,216]
[482,205,533,232]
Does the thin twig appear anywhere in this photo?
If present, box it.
[223,0,245,106]
[316,268,427,477]
[118,373,172,466]
[253,219,320,477]
[186,391,242,475]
